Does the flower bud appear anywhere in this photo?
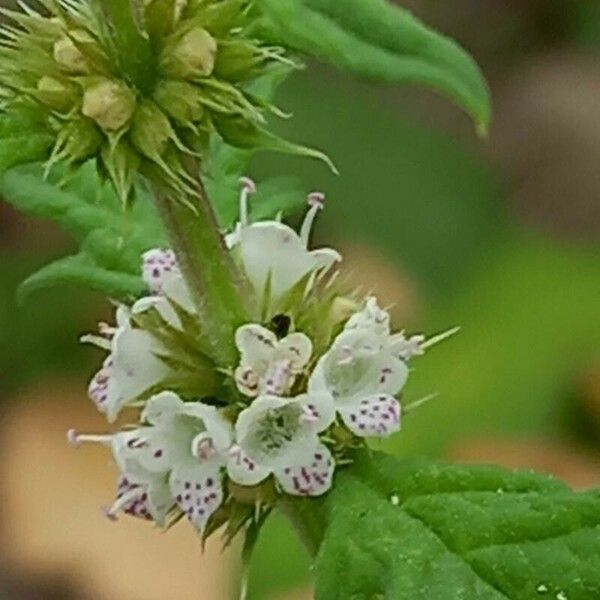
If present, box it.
[330,296,360,328]
[154,80,204,127]
[63,119,103,162]
[53,35,90,74]
[82,79,137,132]
[214,40,263,82]
[36,76,79,112]
[129,100,173,160]
[162,27,217,79]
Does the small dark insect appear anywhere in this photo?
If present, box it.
[200,396,228,408]
[270,314,291,338]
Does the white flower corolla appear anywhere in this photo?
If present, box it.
[234,324,312,397]
[87,305,171,422]
[71,392,233,531]
[309,298,414,438]
[141,248,195,321]
[87,249,195,422]
[226,178,342,309]
[227,394,336,496]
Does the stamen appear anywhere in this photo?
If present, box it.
[238,176,257,226]
[403,393,439,415]
[98,321,117,336]
[67,429,112,448]
[101,487,143,521]
[300,192,325,247]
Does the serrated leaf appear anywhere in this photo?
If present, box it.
[0,162,165,300]
[306,452,600,599]
[258,0,491,133]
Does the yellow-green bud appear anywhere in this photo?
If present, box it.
[154,80,204,127]
[162,27,217,79]
[82,79,137,132]
[330,296,360,327]
[36,76,79,112]
[53,35,90,74]
[214,40,263,81]
[129,100,173,160]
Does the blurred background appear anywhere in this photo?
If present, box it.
[1,1,599,598]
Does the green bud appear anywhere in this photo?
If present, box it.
[53,35,90,74]
[35,76,79,112]
[154,80,204,127]
[214,40,264,82]
[63,119,103,162]
[101,141,141,204]
[129,100,173,160]
[330,296,360,328]
[82,78,137,132]
[162,27,217,79]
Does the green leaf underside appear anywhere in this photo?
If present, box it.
[258,0,491,132]
[312,453,600,599]
[0,162,164,300]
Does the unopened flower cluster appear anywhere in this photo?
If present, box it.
[71,180,434,536]
[0,0,286,200]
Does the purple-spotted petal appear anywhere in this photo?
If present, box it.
[88,357,112,413]
[169,465,223,532]
[142,248,179,294]
[275,444,335,497]
[339,394,401,438]
[226,446,271,487]
[115,476,153,521]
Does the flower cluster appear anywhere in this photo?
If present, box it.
[71,179,440,537]
[0,0,288,200]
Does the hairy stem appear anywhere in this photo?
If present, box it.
[151,170,249,367]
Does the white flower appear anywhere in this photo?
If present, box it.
[227,394,335,497]
[87,249,195,422]
[87,305,171,422]
[226,179,341,309]
[71,392,233,531]
[309,298,413,438]
[234,323,312,397]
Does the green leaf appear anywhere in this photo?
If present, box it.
[0,162,165,300]
[0,111,53,175]
[307,452,600,599]
[213,113,338,173]
[258,0,491,133]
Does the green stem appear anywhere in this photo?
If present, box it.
[151,170,249,367]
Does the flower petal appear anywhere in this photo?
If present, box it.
[169,465,223,531]
[142,249,179,294]
[115,476,153,521]
[112,428,187,474]
[298,392,335,432]
[141,391,185,425]
[339,394,401,437]
[107,328,170,421]
[237,222,319,300]
[235,324,277,369]
[88,357,112,413]
[275,444,335,497]
[344,297,391,337]
[276,332,313,370]
[226,446,271,486]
